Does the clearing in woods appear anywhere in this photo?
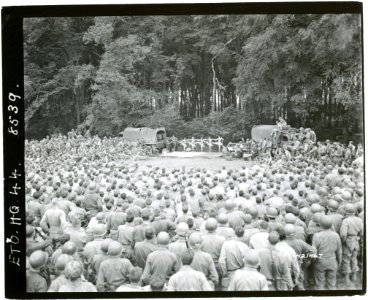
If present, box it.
[134,152,254,172]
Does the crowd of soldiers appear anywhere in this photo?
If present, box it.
[227,127,363,165]
[26,133,150,163]
[25,132,364,292]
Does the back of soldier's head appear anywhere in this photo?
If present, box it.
[181,249,194,265]
[243,249,260,269]
[145,227,155,240]
[259,220,268,231]
[235,226,244,238]
[26,225,34,238]
[208,209,217,218]
[244,214,252,225]
[150,275,166,291]
[319,215,333,230]
[268,231,280,245]
[186,217,194,229]
[141,208,151,220]
[129,267,143,283]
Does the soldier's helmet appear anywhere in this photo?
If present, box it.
[284,213,296,224]
[205,218,218,232]
[64,260,83,280]
[101,238,113,253]
[284,224,296,236]
[344,204,356,215]
[217,213,228,225]
[225,200,235,211]
[243,250,260,268]
[157,232,170,246]
[266,207,278,218]
[176,222,189,236]
[55,254,73,271]
[107,241,123,257]
[319,215,333,229]
[62,241,77,255]
[29,250,49,271]
[327,200,339,212]
[310,203,322,214]
[92,223,107,237]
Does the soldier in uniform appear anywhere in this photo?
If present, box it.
[340,204,363,287]
[312,215,342,290]
[48,254,74,292]
[189,232,219,289]
[219,227,250,290]
[167,250,212,291]
[169,222,190,262]
[134,227,159,269]
[200,218,226,288]
[228,250,268,291]
[216,213,235,240]
[26,250,49,292]
[59,261,97,292]
[258,231,291,290]
[141,232,180,286]
[96,241,133,291]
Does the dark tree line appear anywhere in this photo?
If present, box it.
[24,14,362,142]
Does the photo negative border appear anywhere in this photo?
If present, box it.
[2,2,365,298]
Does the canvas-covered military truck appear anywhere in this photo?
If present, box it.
[251,125,295,147]
[119,127,167,154]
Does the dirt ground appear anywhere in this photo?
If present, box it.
[134,155,253,172]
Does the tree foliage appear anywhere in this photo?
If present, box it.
[24,14,362,141]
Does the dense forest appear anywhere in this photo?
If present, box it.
[24,14,363,142]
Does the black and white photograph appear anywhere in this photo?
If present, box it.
[2,1,366,298]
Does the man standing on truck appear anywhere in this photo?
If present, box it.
[277,117,287,130]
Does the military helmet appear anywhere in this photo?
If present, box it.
[101,238,113,253]
[157,232,170,245]
[284,213,296,224]
[310,203,322,214]
[176,222,189,236]
[225,200,235,211]
[62,241,77,255]
[92,223,107,237]
[107,241,123,257]
[243,250,260,268]
[344,204,356,215]
[327,200,339,212]
[55,254,73,271]
[284,224,296,236]
[29,250,49,271]
[64,260,83,280]
[266,207,278,218]
[319,215,333,229]
[205,218,218,231]
[217,213,228,225]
